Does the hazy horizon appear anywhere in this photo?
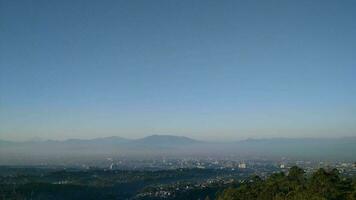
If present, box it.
[1,0,356,141]
[1,2,356,200]
[2,133,356,143]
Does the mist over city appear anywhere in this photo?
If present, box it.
[1,0,355,199]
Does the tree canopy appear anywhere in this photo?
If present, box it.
[218,166,356,200]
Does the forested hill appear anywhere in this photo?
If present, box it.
[218,166,356,200]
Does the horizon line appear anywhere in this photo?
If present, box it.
[1,134,355,143]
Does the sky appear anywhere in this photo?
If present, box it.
[1,0,356,141]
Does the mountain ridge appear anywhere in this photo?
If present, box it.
[1,135,356,164]
[2,135,356,143]
[0,134,202,145]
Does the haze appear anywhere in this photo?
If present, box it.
[1,0,356,141]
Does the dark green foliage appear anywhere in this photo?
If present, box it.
[218,167,356,200]
[1,166,355,200]
[0,168,241,200]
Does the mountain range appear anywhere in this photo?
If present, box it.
[0,135,355,165]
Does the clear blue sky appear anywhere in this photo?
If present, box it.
[1,0,355,141]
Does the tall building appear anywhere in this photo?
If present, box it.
[238,162,246,169]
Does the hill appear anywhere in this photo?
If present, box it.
[0,136,356,165]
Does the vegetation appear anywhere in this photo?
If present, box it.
[0,168,241,200]
[1,166,355,199]
[218,166,356,200]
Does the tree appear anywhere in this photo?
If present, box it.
[218,166,355,200]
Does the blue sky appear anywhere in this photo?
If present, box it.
[1,0,356,141]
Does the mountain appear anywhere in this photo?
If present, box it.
[0,135,200,155]
[234,137,356,160]
[0,135,199,147]
[63,136,132,145]
[1,136,356,165]
[135,135,200,146]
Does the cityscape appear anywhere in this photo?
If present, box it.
[1,0,356,199]
[1,155,355,199]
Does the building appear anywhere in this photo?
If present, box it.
[238,163,246,169]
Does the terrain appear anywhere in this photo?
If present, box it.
[1,135,356,165]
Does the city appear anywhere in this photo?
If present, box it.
[1,0,356,199]
[1,157,355,199]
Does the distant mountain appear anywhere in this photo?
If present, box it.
[8,135,199,146]
[135,135,200,146]
[234,137,356,160]
[1,136,355,165]
[0,135,200,153]
[66,136,132,145]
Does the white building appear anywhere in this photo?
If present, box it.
[238,163,246,169]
